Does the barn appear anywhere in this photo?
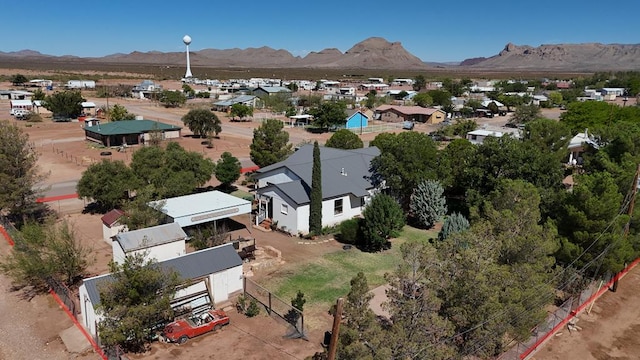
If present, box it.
[78,243,243,341]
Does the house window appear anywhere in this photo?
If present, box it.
[334,199,343,215]
[281,204,288,215]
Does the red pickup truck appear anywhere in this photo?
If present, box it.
[161,309,230,344]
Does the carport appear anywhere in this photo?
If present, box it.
[152,190,252,228]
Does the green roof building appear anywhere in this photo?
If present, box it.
[84,119,182,147]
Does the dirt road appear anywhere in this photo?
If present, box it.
[533,265,640,360]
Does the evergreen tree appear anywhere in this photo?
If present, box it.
[438,212,470,241]
[215,152,241,190]
[309,141,322,235]
[361,194,405,251]
[409,180,447,229]
[250,119,293,168]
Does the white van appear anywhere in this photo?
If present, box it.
[13,109,31,119]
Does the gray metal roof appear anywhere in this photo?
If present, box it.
[256,145,380,204]
[82,243,242,308]
[153,190,251,220]
[213,94,256,107]
[114,223,188,252]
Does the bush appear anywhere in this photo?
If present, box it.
[337,218,362,244]
[245,298,261,317]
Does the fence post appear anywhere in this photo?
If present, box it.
[268,292,272,315]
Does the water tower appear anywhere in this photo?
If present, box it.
[183,35,193,78]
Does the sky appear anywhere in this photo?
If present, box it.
[3,0,639,63]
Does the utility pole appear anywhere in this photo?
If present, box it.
[327,298,344,360]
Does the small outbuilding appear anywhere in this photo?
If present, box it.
[100,209,125,243]
[84,119,181,147]
[78,243,244,341]
[111,222,188,265]
[152,190,252,228]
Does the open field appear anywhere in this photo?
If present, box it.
[0,60,594,82]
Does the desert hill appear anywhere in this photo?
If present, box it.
[2,39,640,71]
[464,42,640,71]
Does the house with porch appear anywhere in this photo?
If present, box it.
[254,145,380,235]
[375,105,446,124]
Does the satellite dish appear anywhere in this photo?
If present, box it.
[183,35,192,45]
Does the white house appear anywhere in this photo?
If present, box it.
[567,129,600,165]
[254,145,380,235]
[78,243,243,341]
[466,129,505,145]
[100,209,126,243]
[111,222,188,265]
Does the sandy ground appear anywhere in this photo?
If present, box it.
[532,266,640,360]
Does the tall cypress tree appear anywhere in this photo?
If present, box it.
[309,141,322,235]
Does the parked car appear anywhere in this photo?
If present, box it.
[402,121,414,130]
[160,309,229,344]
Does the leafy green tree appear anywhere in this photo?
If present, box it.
[215,152,241,189]
[521,118,571,162]
[325,129,363,149]
[260,92,291,114]
[230,103,253,121]
[361,194,405,251]
[43,90,84,118]
[120,186,166,231]
[77,159,138,210]
[436,138,478,200]
[411,92,433,107]
[438,212,469,241]
[426,90,452,107]
[383,241,456,359]
[309,141,322,235]
[487,101,499,115]
[181,83,195,97]
[97,253,181,353]
[370,132,438,209]
[0,220,91,289]
[364,91,376,109]
[548,91,563,106]
[32,88,46,101]
[158,90,187,108]
[181,108,222,138]
[0,121,46,221]
[510,103,542,124]
[108,104,137,121]
[130,142,214,198]
[308,101,348,130]
[11,74,28,85]
[250,119,293,168]
[466,98,482,110]
[410,180,447,229]
[412,75,426,91]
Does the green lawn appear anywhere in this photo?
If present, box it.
[263,226,437,309]
[230,189,253,201]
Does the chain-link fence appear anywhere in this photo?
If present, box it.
[243,277,305,339]
[46,276,77,316]
[0,214,21,246]
[498,271,623,360]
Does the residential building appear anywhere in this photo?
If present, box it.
[254,145,380,235]
[212,94,257,112]
[83,119,181,147]
[111,222,188,265]
[375,105,446,124]
[78,243,243,341]
[253,86,292,99]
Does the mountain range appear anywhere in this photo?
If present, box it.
[2,37,640,71]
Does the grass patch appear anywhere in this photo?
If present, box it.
[230,189,253,201]
[263,225,438,310]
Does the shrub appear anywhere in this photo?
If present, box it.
[338,218,362,244]
[245,298,261,317]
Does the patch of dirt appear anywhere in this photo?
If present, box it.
[533,267,640,360]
